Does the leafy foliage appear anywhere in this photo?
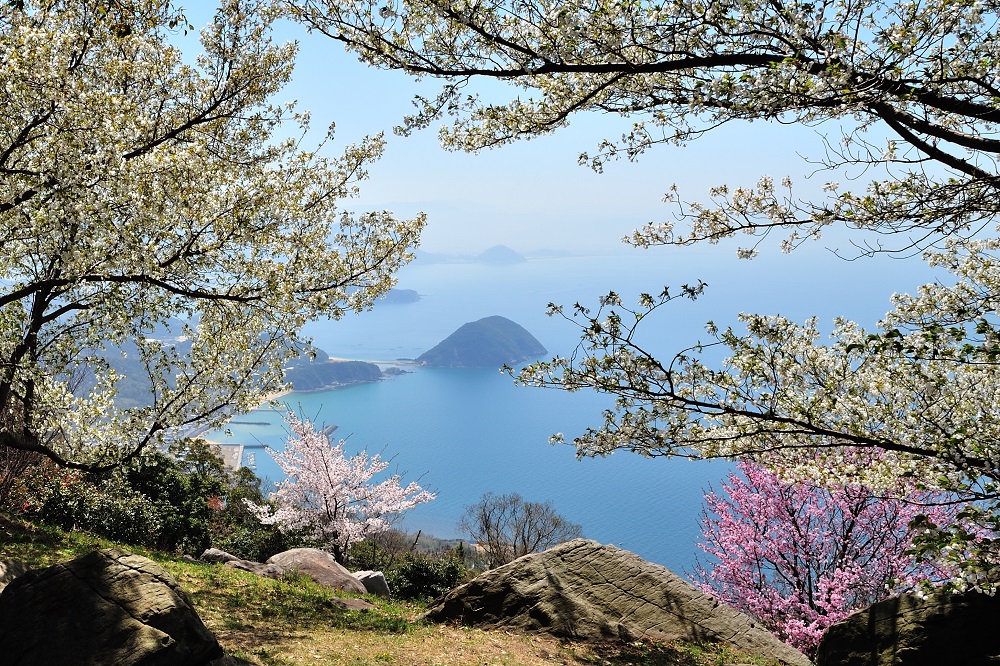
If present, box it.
[119,447,225,554]
[0,0,422,470]
[348,531,471,600]
[18,462,161,546]
[15,438,233,553]
[385,551,469,601]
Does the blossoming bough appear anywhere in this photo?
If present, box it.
[0,0,423,471]
[291,0,1000,585]
[693,458,957,656]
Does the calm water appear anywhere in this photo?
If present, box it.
[208,247,934,575]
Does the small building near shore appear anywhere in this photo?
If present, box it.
[217,444,245,470]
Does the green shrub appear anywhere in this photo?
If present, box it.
[19,464,161,545]
[17,439,229,554]
[213,524,290,562]
[384,552,468,601]
[122,450,222,554]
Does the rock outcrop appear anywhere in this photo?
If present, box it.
[353,570,391,597]
[200,548,240,564]
[816,588,1000,665]
[225,559,285,580]
[0,559,27,593]
[421,539,809,666]
[0,549,223,666]
[266,548,368,595]
[200,548,285,580]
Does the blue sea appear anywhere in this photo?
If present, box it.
[207,244,935,576]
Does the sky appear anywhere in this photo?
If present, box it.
[178,5,875,257]
[171,3,944,333]
[288,45,834,256]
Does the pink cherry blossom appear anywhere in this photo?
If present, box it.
[692,458,957,656]
[245,412,435,562]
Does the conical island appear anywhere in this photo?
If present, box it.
[416,316,547,367]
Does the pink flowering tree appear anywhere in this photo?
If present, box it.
[692,457,957,657]
[245,413,435,563]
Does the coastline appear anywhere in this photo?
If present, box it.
[198,389,292,470]
[254,388,293,409]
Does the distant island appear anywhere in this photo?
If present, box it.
[413,245,572,265]
[475,245,526,265]
[416,316,547,368]
[378,288,420,304]
[282,359,383,391]
[97,310,546,406]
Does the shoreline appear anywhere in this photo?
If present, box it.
[254,388,293,410]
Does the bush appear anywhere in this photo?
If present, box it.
[121,450,221,554]
[384,551,468,601]
[213,524,300,563]
[16,439,231,555]
[19,462,162,546]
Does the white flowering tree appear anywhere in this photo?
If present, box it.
[0,0,423,470]
[288,0,1000,586]
[245,412,435,563]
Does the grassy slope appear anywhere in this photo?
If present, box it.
[0,516,779,666]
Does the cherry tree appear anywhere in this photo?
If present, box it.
[692,458,957,656]
[0,0,422,470]
[285,0,1000,585]
[245,413,435,563]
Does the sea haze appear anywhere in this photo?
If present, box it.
[207,246,938,576]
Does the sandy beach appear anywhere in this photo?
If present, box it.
[254,388,293,408]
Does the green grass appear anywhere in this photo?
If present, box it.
[166,560,416,634]
[0,514,783,666]
[0,514,149,565]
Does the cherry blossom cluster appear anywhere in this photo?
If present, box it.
[0,0,423,469]
[245,413,434,562]
[693,458,957,656]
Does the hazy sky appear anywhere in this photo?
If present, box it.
[178,7,865,257]
[171,4,944,333]
[289,38,834,256]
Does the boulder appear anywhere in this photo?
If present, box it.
[200,548,241,564]
[0,560,28,593]
[353,570,391,597]
[421,539,809,666]
[816,589,1000,665]
[224,559,285,580]
[0,549,223,666]
[266,548,367,594]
